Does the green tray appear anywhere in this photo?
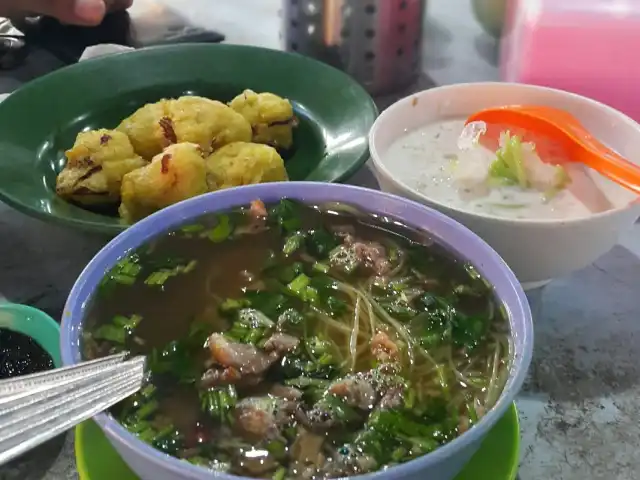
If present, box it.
[76,403,519,479]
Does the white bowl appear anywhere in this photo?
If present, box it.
[369,82,640,288]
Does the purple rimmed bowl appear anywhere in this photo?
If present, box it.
[61,182,533,480]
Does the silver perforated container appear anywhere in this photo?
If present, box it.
[281,0,426,96]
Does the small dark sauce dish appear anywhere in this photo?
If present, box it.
[0,304,63,471]
[0,328,55,379]
[0,303,61,375]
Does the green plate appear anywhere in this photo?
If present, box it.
[0,44,377,235]
[75,403,520,480]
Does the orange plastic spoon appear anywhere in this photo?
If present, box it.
[465,105,640,194]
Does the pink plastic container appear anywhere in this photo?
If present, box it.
[500,0,640,122]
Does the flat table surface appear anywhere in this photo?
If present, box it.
[0,1,639,479]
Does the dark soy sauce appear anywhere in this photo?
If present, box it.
[0,329,54,379]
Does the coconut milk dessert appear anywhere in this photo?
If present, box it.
[383,119,621,220]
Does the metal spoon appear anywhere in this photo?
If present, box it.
[0,353,145,465]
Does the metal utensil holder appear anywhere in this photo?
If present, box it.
[281,0,426,96]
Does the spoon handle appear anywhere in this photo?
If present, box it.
[524,107,640,194]
[467,106,640,194]
[0,354,145,466]
[576,146,640,194]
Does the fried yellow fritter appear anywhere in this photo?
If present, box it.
[115,100,170,160]
[228,90,295,149]
[119,142,208,223]
[117,96,252,159]
[205,142,288,191]
[55,129,146,207]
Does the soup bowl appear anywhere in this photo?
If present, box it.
[61,182,532,480]
[369,82,640,288]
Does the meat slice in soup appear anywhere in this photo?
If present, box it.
[234,396,298,442]
[263,333,300,355]
[208,333,278,376]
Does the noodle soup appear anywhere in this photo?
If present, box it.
[83,198,511,479]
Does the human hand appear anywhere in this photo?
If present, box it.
[4,0,134,26]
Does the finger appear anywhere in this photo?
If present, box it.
[105,0,133,12]
[20,0,107,26]
[72,0,107,24]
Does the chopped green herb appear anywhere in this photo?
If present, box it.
[200,385,237,424]
[238,308,275,328]
[111,273,136,285]
[278,308,305,328]
[467,401,479,424]
[272,466,287,480]
[268,199,303,233]
[144,261,198,286]
[353,408,446,464]
[376,296,417,321]
[226,308,274,345]
[313,262,330,273]
[267,262,304,284]
[305,228,339,259]
[100,254,143,291]
[205,214,233,243]
[147,335,205,383]
[301,286,318,304]
[151,425,184,456]
[287,273,310,296]
[180,224,205,234]
[145,270,172,286]
[183,260,197,273]
[488,132,528,188]
[266,440,287,460]
[244,291,291,318]
[187,456,210,466]
[92,324,125,344]
[113,314,143,330]
[219,297,251,314]
[451,313,489,350]
[325,296,347,316]
[283,232,305,256]
[119,263,141,277]
[227,321,268,345]
[284,376,330,389]
[136,399,159,419]
[92,314,142,345]
[318,394,361,423]
[139,383,156,399]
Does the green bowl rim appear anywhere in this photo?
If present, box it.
[0,43,379,235]
[0,303,61,367]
